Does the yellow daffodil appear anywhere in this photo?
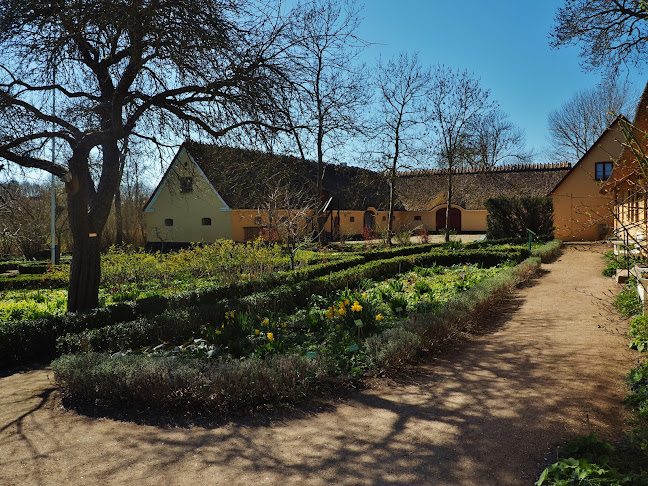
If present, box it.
[351,301,362,312]
[262,317,270,325]
[338,307,346,316]
[267,332,275,342]
[375,314,383,321]
[344,299,350,306]
[255,329,260,335]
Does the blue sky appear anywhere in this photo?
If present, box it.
[356,0,645,161]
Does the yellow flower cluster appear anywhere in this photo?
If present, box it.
[224,310,235,320]
[351,301,362,312]
[267,332,275,342]
[375,314,383,321]
[325,300,349,318]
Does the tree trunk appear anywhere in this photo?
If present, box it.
[65,140,120,312]
[445,168,452,242]
[67,230,102,311]
[114,185,124,246]
[387,178,394,248]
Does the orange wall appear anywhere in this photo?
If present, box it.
[551,121,622,241]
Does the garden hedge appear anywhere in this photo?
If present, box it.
[52,255,545,414]
[57,247,528,355]
[0,256,364,366]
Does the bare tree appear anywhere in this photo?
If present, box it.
[260,184,319,270]
[287,0,368,245]
[426,66,494,241]
[551,0,648,72]
[0,0,296,310]
[373,52,430,246]
[547,77,636,163]
[470,109,531,169]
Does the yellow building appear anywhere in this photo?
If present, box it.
[550,116,625,241]
[144,143,574,248]
[601,84,648,248]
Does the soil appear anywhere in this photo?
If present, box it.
[0,243,640,485]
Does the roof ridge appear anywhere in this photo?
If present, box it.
[398,162,572,177]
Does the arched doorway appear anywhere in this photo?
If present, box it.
[435,207,461,232]
[363,210,376,231]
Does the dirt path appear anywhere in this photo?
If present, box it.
[0,244,640,485]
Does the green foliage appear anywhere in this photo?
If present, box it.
[601,251,646,278]
[484,196,554,239]
[614,278,643,317]
[531,239,563,263]
[54,256,542,412]
[627,359,648,422]
[536,433,648,485]
[0,289,67,322]
[630,316,648,352]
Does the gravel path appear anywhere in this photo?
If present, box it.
[0,244,639,485]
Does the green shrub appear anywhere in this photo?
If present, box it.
[52,352,330,413]
[630,316,648,352]
[484,196,554,240]
[615,279,643,317]
[601,250,646,278]
[364,327,421,369]
[51,255,543,414]
[531,239,563,263]
[359,243,445,261]
[56,248,528,357]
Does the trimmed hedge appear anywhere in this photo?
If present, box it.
[359,243,446,261]
[0,256,363,366]
[531,239,562,263]
[57,248,528,355]
[53,352,328,413]
[0,273,69,290]
[52,256,543,414]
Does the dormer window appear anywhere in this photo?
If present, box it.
[164,218,173,226]
[202,218,212,226]
[180,177,193,193]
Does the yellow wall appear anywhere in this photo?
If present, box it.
[612,186,648,245]
[551,122,622,241]
[144,148,233,243]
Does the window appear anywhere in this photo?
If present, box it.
[244,227,261,240]
[201,218,212,226]
[350,216,355,222]
[254,216,263,225]
[180,177,193,193]
[595,162,613,181]
[414,215,422,221]
[382,215,386,221]
[164,218,173,227]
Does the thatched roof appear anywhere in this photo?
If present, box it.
[185,142,394,210]
[395,163,572,211]
[166,143,571,212]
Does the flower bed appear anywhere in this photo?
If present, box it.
[52,246,547,414]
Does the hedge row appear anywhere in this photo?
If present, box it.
[359,243,446,261]
[0,256,361,366]
[464,235,554,249]
[51,255,545,414]
[56,247,528,356]
[0,273,69,290]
